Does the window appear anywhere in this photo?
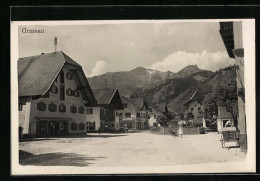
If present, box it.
[19,104,23,111]
[119,113,123,117]
[73,90,80,97]
[191,108,194,112]
[154,115,156,119]
[78,106,84,114]
[198,107,201,111]
[125,113,131,117]
[70,122,77,131]
[70,105,77,113]
[148,115,150,119]
[79,123,85,130]
[37,102,46,111]
[50,85,58,93]
[66,88,73,96]
[123,104,127,108]
[66,72,73,80]
[111,124,114,128]
[60,85,65,100]
[86,108,93,114]
[48,103,57,112]
[60,71,64,84]
[59,104,66,112]
[137,113,140,118]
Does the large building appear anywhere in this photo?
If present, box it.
[219,21,247,151]
[18,51,97,137]
[86,88,123,132]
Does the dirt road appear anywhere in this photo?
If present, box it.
[19,131,245,167]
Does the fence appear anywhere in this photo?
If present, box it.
[158,126,205,135]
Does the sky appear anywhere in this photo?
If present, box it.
[18,21,235,77]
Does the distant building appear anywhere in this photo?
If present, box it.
[119,97,150,130]
[87,88,123,131]
[184,91,209,118]
[219,21,246,151]
[18,51,97,137]
[147,103,168,127]
[119,97,138,129]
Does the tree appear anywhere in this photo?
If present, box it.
[204,78,238,128]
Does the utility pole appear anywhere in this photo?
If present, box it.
[54,37,57,52]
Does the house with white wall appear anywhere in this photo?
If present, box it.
[148,103,168,127]
[119,97,150,130]
[18,51,97,137]
[86,88,123,132]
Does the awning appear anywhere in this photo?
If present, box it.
[35,117,73,121]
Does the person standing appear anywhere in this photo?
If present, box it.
[178,123,184,138]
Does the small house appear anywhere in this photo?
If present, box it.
[87,88,123,131]
[217,106,235,132]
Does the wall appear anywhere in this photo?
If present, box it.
[233,21,247,151]
[19,100,31,134]
[136,110,149,129]
[86,107,100,131]
[119,101,137,128]
[114,110,120,130]
[28,65,88,135]
[187,100,204,118]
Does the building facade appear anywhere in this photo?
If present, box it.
[219,21,247,151]
[119,97,150,130]
[18,51,97,137]
[86,88,123,132]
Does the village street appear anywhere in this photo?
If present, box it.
[19,131,246,167]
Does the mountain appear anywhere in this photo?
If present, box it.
[132,70,214,105]
[167,65,237,114]
[88,67,176,97]
[177,64,202,77]
[87,65,213,99]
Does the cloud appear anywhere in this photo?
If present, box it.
[89,61,107,77]
[150,51,235,72]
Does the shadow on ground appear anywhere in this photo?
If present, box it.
[19,134,128,142]
[19,150,105,166]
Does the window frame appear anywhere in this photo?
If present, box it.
[86,108,93,114]
[125,113,131,117]
[70,105,77,114]
[70,122,77,131]
[59,104,66,113]
[66,72,73,80]
[37,102,47,111]
[48,102,57,112]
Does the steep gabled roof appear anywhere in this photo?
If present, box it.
[18,51,97,104]
[92,88,117,104]
[184,91,210,106]
[121,97,149,110]
[92,88,123,110]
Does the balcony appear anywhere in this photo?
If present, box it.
[100,115,115,122]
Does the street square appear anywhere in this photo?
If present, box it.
[19,131,245,167]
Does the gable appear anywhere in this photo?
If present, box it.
[18,51,97,104]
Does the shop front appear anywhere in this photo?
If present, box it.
[35,117,72,137]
